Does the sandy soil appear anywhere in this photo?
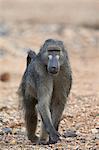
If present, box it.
[0,0,99,149]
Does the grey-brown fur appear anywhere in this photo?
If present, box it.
[18,39,72,144]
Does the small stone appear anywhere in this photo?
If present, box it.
[10,139,17,145]
[61,120,65,125]
[0,117,3,122]
[0,122,2,127]
[2,127,12,134]
[63,129,77,138]
[0,135,3,141]
[96,140,99,145]
[91,128,98,134]
[95,134,99,139]
[91,135,96,140]
[75,146,80,150]
[0,129,4,135]
[66,114,73,118]
[0,72,10,82]
[96,126,99,130]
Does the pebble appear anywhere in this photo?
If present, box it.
[0,135,3,141]
[0,129,4,135]
[95,134,99,139]
[91,128,98,134]
[96,126,99,130]
[0,72,10,82]
[0,122,2,127]
[10,139,17,145]
[2,127,12,134]
[63,129,77,138]
[0,117,3,122]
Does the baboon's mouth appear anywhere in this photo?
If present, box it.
[48,69,59,75]
[49,70,58,74]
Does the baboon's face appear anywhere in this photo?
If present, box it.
[41,46,65,75]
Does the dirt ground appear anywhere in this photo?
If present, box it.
[0,1,99,150]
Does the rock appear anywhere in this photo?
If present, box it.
[0,122,2,127]
[91,128,99,134]
[96,140,99,147]
[2,127,12,134]
[0,72,11,82]
[96,127,99,130]
[0,129,4,135]
[95,134,99,139]
[63,129,77,138]
[0,135,3,141]
[0,106,8,111]
[0,117,3,122]
[10,139,17,145]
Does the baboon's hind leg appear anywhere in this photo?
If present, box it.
[24,96,38,143]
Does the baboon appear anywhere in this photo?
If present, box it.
[18,39,72,144]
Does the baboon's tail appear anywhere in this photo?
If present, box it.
[27,49,36,67]
[18,49,36,109]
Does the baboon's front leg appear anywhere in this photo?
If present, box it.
[37,99,60,144]
[51,99,66,131]
[37,81,60,144]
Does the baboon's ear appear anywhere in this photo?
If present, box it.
[27,49,36,67]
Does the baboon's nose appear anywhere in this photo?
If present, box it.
[50,67,58,74]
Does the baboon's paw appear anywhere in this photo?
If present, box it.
[28,135,39,144]
[49,132,61,144]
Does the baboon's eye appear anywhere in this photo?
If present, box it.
[56,55,59,60]
[48,55,53,60]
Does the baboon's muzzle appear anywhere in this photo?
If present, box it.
[49,66,58,74]
[48,56,60,74]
